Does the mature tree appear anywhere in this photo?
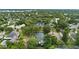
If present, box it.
[75,30,79,46]
[43,25,51,34]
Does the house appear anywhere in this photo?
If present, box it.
[68,31,77,41]
[48,31,63,40]
[69,23,79,30]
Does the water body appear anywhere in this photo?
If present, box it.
[36,32,44,45]
[36,22,44,27]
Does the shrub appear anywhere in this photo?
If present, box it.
[66,39,75,48]
[49,45,56,49]
[43,34,57,49]
[75,30,79,46]
[27,36,38,49]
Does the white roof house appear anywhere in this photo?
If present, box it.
[7,24,25,29]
